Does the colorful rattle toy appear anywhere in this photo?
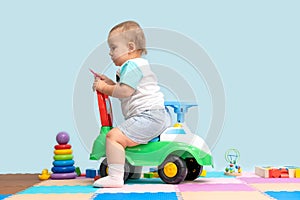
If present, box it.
[224,148,242,176]
[50,131,77,179]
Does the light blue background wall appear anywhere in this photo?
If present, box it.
[0,0,299,173]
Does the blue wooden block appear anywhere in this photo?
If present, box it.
[86,169,97,178]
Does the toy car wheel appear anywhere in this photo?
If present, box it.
[128,166,142,179]
[158,155,187,184]
[99,158,108,178]
[99,158,130,181]
[185,157,203,181]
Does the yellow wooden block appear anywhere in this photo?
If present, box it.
[200,169,207,177]
[295,169,300,178]
[153,172,159,178]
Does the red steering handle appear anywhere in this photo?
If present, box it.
[96,91,113,127]
[90,69,113,126]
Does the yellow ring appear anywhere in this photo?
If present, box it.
[163,162,178,178]
[54,149,73,155]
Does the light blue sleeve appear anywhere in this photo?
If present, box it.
[119,61,143,89]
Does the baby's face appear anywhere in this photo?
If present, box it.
[108,30,130,66]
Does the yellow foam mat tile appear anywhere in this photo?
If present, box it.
[36,179,93,186]
[5,194,93,200]
[181,191,272,200]
[250,183,300,192]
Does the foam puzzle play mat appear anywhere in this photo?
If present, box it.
[2,90,299,200]
[2,170,300,200]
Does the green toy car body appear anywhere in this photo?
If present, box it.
[90,101,213,184]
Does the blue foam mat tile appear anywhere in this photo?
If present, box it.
[17,185,98,194]
[0,194,11,200]
[265,191,300,200]
[198,171,235,178]
[126,178,164,184]
[92,192,178,200]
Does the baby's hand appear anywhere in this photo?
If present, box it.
[98,74,115,85]
[93,77,106,92]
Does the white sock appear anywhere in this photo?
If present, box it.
[93,164,124,188]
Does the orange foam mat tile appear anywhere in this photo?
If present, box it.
[250,183,300,192]
[181,191,273,200]
[5,194,93,200]
[36,178,93,186]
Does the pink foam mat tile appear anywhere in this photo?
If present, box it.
[193,178,244,184]
[239,172,261,177]
[95,184,178,193]
[238,177,300,184]
[181,191,273,200]
[178,183,256,192]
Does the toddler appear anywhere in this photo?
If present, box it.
[92,21,170,188]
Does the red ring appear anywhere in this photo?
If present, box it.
[55,144,72,150]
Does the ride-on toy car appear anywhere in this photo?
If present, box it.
[90,91,213,184]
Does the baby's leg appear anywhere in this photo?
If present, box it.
[93,128,138,188]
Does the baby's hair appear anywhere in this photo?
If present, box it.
[109,21,147,55]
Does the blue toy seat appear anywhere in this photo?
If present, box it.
[149,136,160,142]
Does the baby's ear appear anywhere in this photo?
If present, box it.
[128,42,136,52]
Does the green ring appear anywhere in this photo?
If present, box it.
[54,154,73,160]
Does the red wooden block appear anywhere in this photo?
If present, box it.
[269,169,280,178]
[280,173,289,178]
[94,175,100,181]
[279,168,289,178]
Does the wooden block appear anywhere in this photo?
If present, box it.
[143,172,154,178]
[280,173,289,178]
[269,169,280,178]
[200,169,207,177]
[85,169,97,178]
[94,175,100,181]
[149,167,158,172]
[153,172,159,178]
[295,169,300,178]
[75,167,81,176]
[279,168,289,178]
[288,169,295,178]
[255,166,269,178]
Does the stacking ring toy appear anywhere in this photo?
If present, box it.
[51,172,77,179]
[52,160,75,167]
[54,149,73,155]
[53,154,73,160]
[52,166,75,173]
[55,144,72,150]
